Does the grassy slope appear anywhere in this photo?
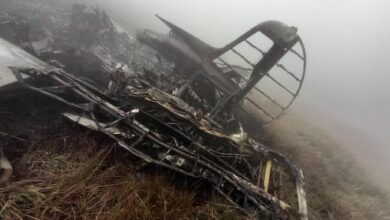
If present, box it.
[266,113,390,220]
[0,90,245,220]
[0,128,244,220]
[1,92,389,219]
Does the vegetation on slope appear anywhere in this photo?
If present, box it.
[1,91,389,219]
[266,114,390,220]
[0,127,244,220]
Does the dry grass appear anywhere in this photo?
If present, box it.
[3,93,389,219]
[0,128,244,220]
[265,114,390,220]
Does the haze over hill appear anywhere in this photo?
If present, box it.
[85,0,390,191]
[18,0,390,192]
[1,0,389,219]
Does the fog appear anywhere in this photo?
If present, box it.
[17,0,390,183]
[82,0,390,176]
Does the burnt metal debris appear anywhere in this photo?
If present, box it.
[138,16,307,124]
[1,2,308,219]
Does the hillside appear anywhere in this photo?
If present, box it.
[266,114,390,220]
[1,92,389,219]
[0,92,244,219]
[1,1,389,219]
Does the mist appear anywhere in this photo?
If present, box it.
[76,0,390,180]
[2,1,390,218]
[10,0,390,182]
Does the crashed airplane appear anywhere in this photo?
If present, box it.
[0,2,307,219]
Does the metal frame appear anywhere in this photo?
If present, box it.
[143,17,307,123]
[10,66,308,219]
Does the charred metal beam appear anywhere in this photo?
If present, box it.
[10,66,307,219]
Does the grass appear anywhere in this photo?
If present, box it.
[0,127,244,220]
[2,93,390,219]
[265,113,390,220]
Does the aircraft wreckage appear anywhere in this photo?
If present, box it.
[0,3,307,219]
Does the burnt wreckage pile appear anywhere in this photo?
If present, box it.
[1,2,308,220]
